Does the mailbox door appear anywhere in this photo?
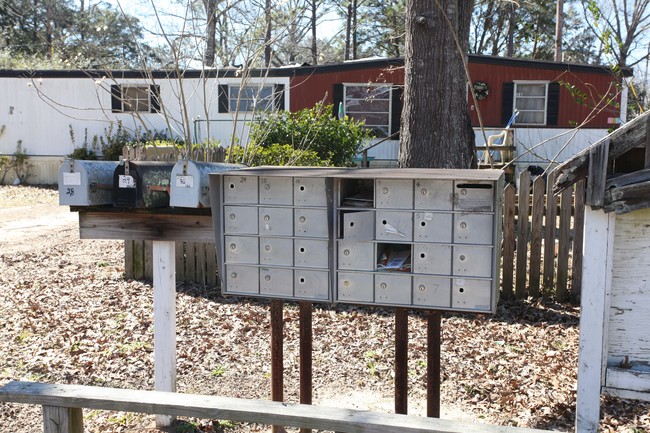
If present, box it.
[342,211,375,240]
[225,265,259,294]
[259,176,293,205]
[294,177,327,207]
[414,179,453,210]
[295,270,329,300]
[454,181,495,211]
[294,239,329,268]
[452,245,493,278]
[295,208,329,238]
[375,211,413,241]
[259,207,294,236]
[375,179,413,209]
[413,244,452,274]
[413,212,453,243]
[260,237,294,266]
[223,206,258,235]
[338,240,375,270]
[337,272,374,302]
[374,273,411,305]
[223,175,258,204]
[225,236,259,264]
[260,268,294,297]
[412,276,451,308]
[452,278,492,311]
[453,213,494,245]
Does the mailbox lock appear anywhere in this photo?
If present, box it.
[265,245,271,251]
[230,243,236,250]
[460,188,468,196]
[343,249,350,256]
[459,287,465,293]
[299,277,305,283]
[300,247,305,253]
[299,216,306,223]
[264,215,270,221]
[459,255,466,261]
[231,272,237,278]
[299,185,305,191]
[380,282,387,289]
[420,253,425,258]
[420,188,428,196]
[418,285,426,292]
[229,183,235,189]
[265,275,271,281]
[382,187,389,194]
[229,213,236,220]
[343,280,350,287]
[460,222,467,229]
[264,184,271,191]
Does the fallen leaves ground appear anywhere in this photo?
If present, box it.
[0,186,648,432]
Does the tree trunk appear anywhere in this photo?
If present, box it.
[311,0,318,64]
[399,0,476,169]
[264,0,272,66]
[344,2,352,60]
[203,0,217,67]
[352,0,358,59]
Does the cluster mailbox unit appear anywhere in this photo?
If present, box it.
[210,167,504,313]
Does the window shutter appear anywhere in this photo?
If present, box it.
[111,85,122,113]
[501,82,514,125]
[150,85,161,113]
[218,84,229,113]
[332,83,344,118]
[390,85,403,139]
[546,82,560,125]
[274,84,285,111]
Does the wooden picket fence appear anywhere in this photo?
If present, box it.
[122,145,584,301]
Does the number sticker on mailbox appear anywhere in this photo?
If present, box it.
[175,175,194,188]
[119,175,136,188]
[63,172,81,186]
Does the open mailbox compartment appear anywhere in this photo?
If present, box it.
[210,167,504,313]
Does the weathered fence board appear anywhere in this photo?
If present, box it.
[528,177,545,297]
[515,171,531,298]
[543,171,558,295]
[571,180,586,300]
[501,184,516,299]
[556,188,573,301]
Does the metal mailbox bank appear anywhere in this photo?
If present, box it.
[210,167,504,313]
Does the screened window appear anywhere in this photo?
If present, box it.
[513,82,548,125]
[111,85,160,113]
[229,85,274,112]
[344,84,392,137]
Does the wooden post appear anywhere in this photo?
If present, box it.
[515,170,531,298]
[575,209,615,433]
[43,406,83,433]
[528,177,545,297]
[299,302,313,433]
[153,240,177,428]
[427,311,441,418]
[271,300,285,433]
[501,183,516,298]
[394,308,408,415]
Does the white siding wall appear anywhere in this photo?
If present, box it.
[0,76,290,158]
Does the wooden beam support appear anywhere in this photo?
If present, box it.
[585,139,610,208]
[43,406,83,433]
[153,240,177,428]
[2,381,552,433]
[78,211,213,242]
[603,180,650,214]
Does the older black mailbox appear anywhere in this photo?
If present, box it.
[113,160,176,208]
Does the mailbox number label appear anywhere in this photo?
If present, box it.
[63,172,81,186]
[175,175,194,188]
[119,175,136,188]
[65,187,75,197]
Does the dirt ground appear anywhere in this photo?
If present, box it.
[0,185,648,432]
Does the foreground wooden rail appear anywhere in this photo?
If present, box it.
[0,381,551,433]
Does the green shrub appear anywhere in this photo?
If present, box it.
[250,102,374,167]
[225,144,327,167]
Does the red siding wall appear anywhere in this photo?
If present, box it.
[288,60,621,129]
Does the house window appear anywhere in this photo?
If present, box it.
[513,82,548,125]
[344,84,392,137]
[111,85,160,113]
[218,84,285,113]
